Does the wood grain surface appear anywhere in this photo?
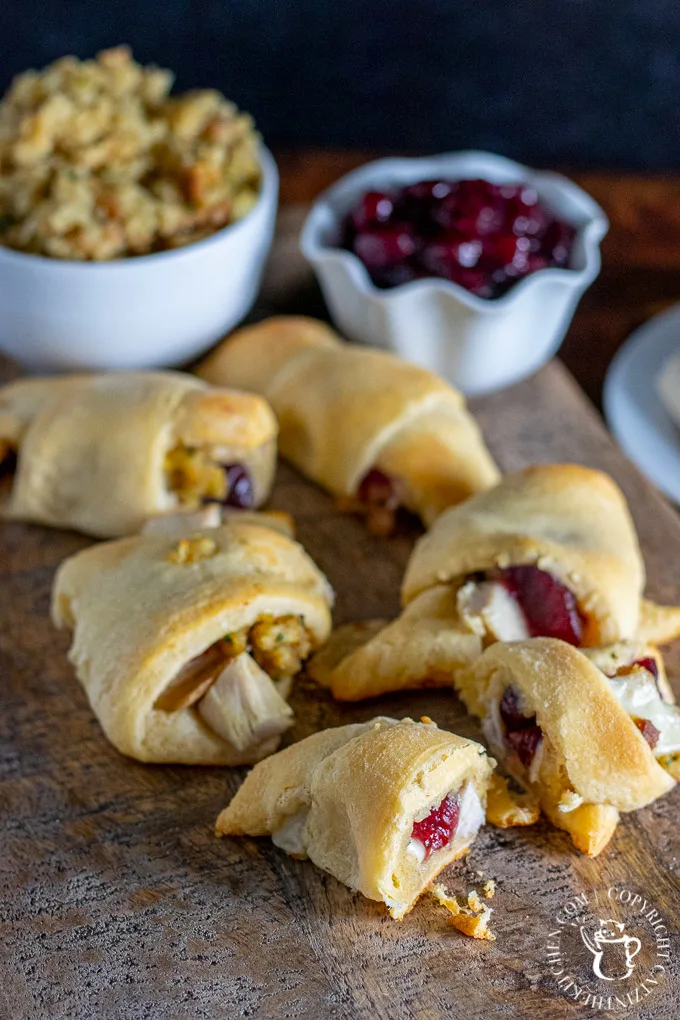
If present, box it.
[1,207,679,1020]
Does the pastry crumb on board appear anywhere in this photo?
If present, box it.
[430,883,496,941]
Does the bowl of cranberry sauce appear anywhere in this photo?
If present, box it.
[300,151,608,396]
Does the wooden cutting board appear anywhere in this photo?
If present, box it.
[1,210,679,1020]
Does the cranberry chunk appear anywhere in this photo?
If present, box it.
[353,227,416,271]
[350,191,395,232]
[411,793,460,858]
[499,565,584,646]
[499,686,529,729]
[356,468,398,509]
[633,656,659,681]
[634,717,660,750]
[499,686,543,768]
[506,725,544,768]
[223,464,254,508]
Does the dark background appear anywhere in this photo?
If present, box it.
[2,0,680,169]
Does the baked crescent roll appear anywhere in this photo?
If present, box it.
[52,521,333,765]
[197,316,499,532]
[309,586,481,701]
[403,463,680,647]
[456,639,676,856]
[0,371,277,537]
[216,716,495,919]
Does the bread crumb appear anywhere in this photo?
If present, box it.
[486,774,540,828]
[429,883,496,941]
[430,882,460,915]
[483,879,496,899]
[557,789,584,813]
[451,908,495,941]
[467,890,483,913]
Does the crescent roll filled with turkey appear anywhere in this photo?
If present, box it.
[0,371,277,537]
[456,639,677,856]
[309,464,680,705]
[216,716,495,919]
[52,521,333,765]
[197,316,499,533]
[403,464,680,647]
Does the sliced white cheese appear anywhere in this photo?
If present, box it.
[608,669,680,757]
[197,651,294,752]
[457,581,530,643]
[272,810,309,856]
[456,780,486,840]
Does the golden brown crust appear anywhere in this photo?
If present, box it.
[216,716,494,918]
[197,315,499,525]
[403,464,645,645]
[0,371,278,538]
[544,802,620,858]
[309,586,481,701]
[638,598,680,646]
[51,522,333,764]
[456,639,675,854]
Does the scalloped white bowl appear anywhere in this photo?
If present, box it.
[0,146,278,372]
[300,151,608,396]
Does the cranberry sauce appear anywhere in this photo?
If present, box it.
[498,565,584,646]
[410,793,460,859]
[499,686,543,768]
[342,179,576,299]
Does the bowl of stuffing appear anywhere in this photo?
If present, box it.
[0,46,278,371]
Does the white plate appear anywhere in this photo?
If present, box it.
[604,304,680,503]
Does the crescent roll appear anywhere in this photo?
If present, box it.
[309,586,481,701]
[403,464,680,647]
[456,639,676,856]
[0,371,277,537]
[197,316,499,532]
[52,521,333,765]
[216,716,495,919]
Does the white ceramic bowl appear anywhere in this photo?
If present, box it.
[0,146,279,372]
[301,151,608,396]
